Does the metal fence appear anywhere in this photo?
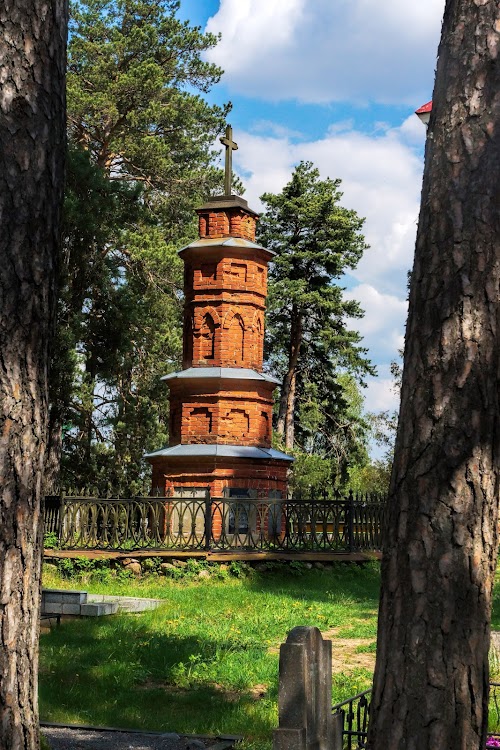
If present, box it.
[43,490,387,553]
[332,689,371,749]
[331,683,500,749]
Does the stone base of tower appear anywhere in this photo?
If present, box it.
[149,455,290,498]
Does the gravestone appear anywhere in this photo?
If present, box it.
[273,626,333,750]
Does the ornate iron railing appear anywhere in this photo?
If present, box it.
[332,689,371,749]
[331,683,500,749]
[43,490,387,552]
[489,682,500,738]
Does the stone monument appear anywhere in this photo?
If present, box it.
[274,626,334,750]
[145,126,293,504]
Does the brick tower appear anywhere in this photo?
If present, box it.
[146,126,293,500]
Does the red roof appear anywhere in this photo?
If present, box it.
[415,100,433,114]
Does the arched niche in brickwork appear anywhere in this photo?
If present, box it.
[251,310,265,366]
[200,313,216,361]
[194,306,221,330]
[223,307,252,330]
[260,411,271,443]
[187,407,213,439]
[224,310,245,365]
[222,408,250,440]
[193,307,220,363]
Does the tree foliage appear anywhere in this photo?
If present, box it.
[48,0,230,493]
[258,161,374,482]
[68,0,229,222]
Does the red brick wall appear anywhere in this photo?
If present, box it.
[149,199,290,500]
[197,208,257,241]
[182,250,269,371]
[168,381,275,447]
[187,304,265,370]
[187,255,268,297]
[151,457,289,498]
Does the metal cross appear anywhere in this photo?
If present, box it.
[220,124,238,196]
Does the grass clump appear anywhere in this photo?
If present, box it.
[40,560,500,747]
[40,562,380,748]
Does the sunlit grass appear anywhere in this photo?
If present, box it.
[40,562,379,748]
[41,559,500,749]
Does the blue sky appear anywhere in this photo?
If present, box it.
[179,0,446,446]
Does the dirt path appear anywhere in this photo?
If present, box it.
[321,627,376,672]
[42,726,236,750]
[268,625,376,673]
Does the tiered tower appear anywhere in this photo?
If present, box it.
[146,126,293,499]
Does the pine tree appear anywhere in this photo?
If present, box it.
[368,0,500,746]
[47,0,231,491]
[0,1,67,746]
[258,161,374,456]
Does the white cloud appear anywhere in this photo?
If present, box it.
[345,284,407,362]
[226,116,420,419]
[234,117,425,295]
[250,120,304,139]
[364,374,400,414]
[395,114,429,148]
[206,0,444,104]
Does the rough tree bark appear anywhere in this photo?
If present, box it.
[276,306,302,450]
[44,413,64,494]
[0,2,67,748]
[367,1,500,748]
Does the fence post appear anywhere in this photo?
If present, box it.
[347,489,354,553]
[331,711,344,750]
[57,494,64,546]
[273,626,333,750]
[205,492,212,551]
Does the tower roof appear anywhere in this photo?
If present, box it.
[196,194,259,219]
[161,367,280,384]
[145,443,294,462]
[178,235,274,257]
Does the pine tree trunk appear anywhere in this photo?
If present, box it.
[44,414,63,494]
[368,2,500,748]
[0,2,67,748]
[276,306,303,449]
[284,370,296,450]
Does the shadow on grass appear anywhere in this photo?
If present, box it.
[245,562,381,606]
[39,614,277,741]
[39,562,381,745]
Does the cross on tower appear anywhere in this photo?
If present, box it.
[220,124,238,196]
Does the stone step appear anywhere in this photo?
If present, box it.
[41,589,162,618]
[87,594,162,613]
[80,601,120,617]
[42,589,88,616]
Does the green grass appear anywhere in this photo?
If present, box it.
[39,560,500,747]
[39,562,380,749]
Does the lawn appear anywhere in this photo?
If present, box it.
[39,560,380,749]
[41,559,500,749]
